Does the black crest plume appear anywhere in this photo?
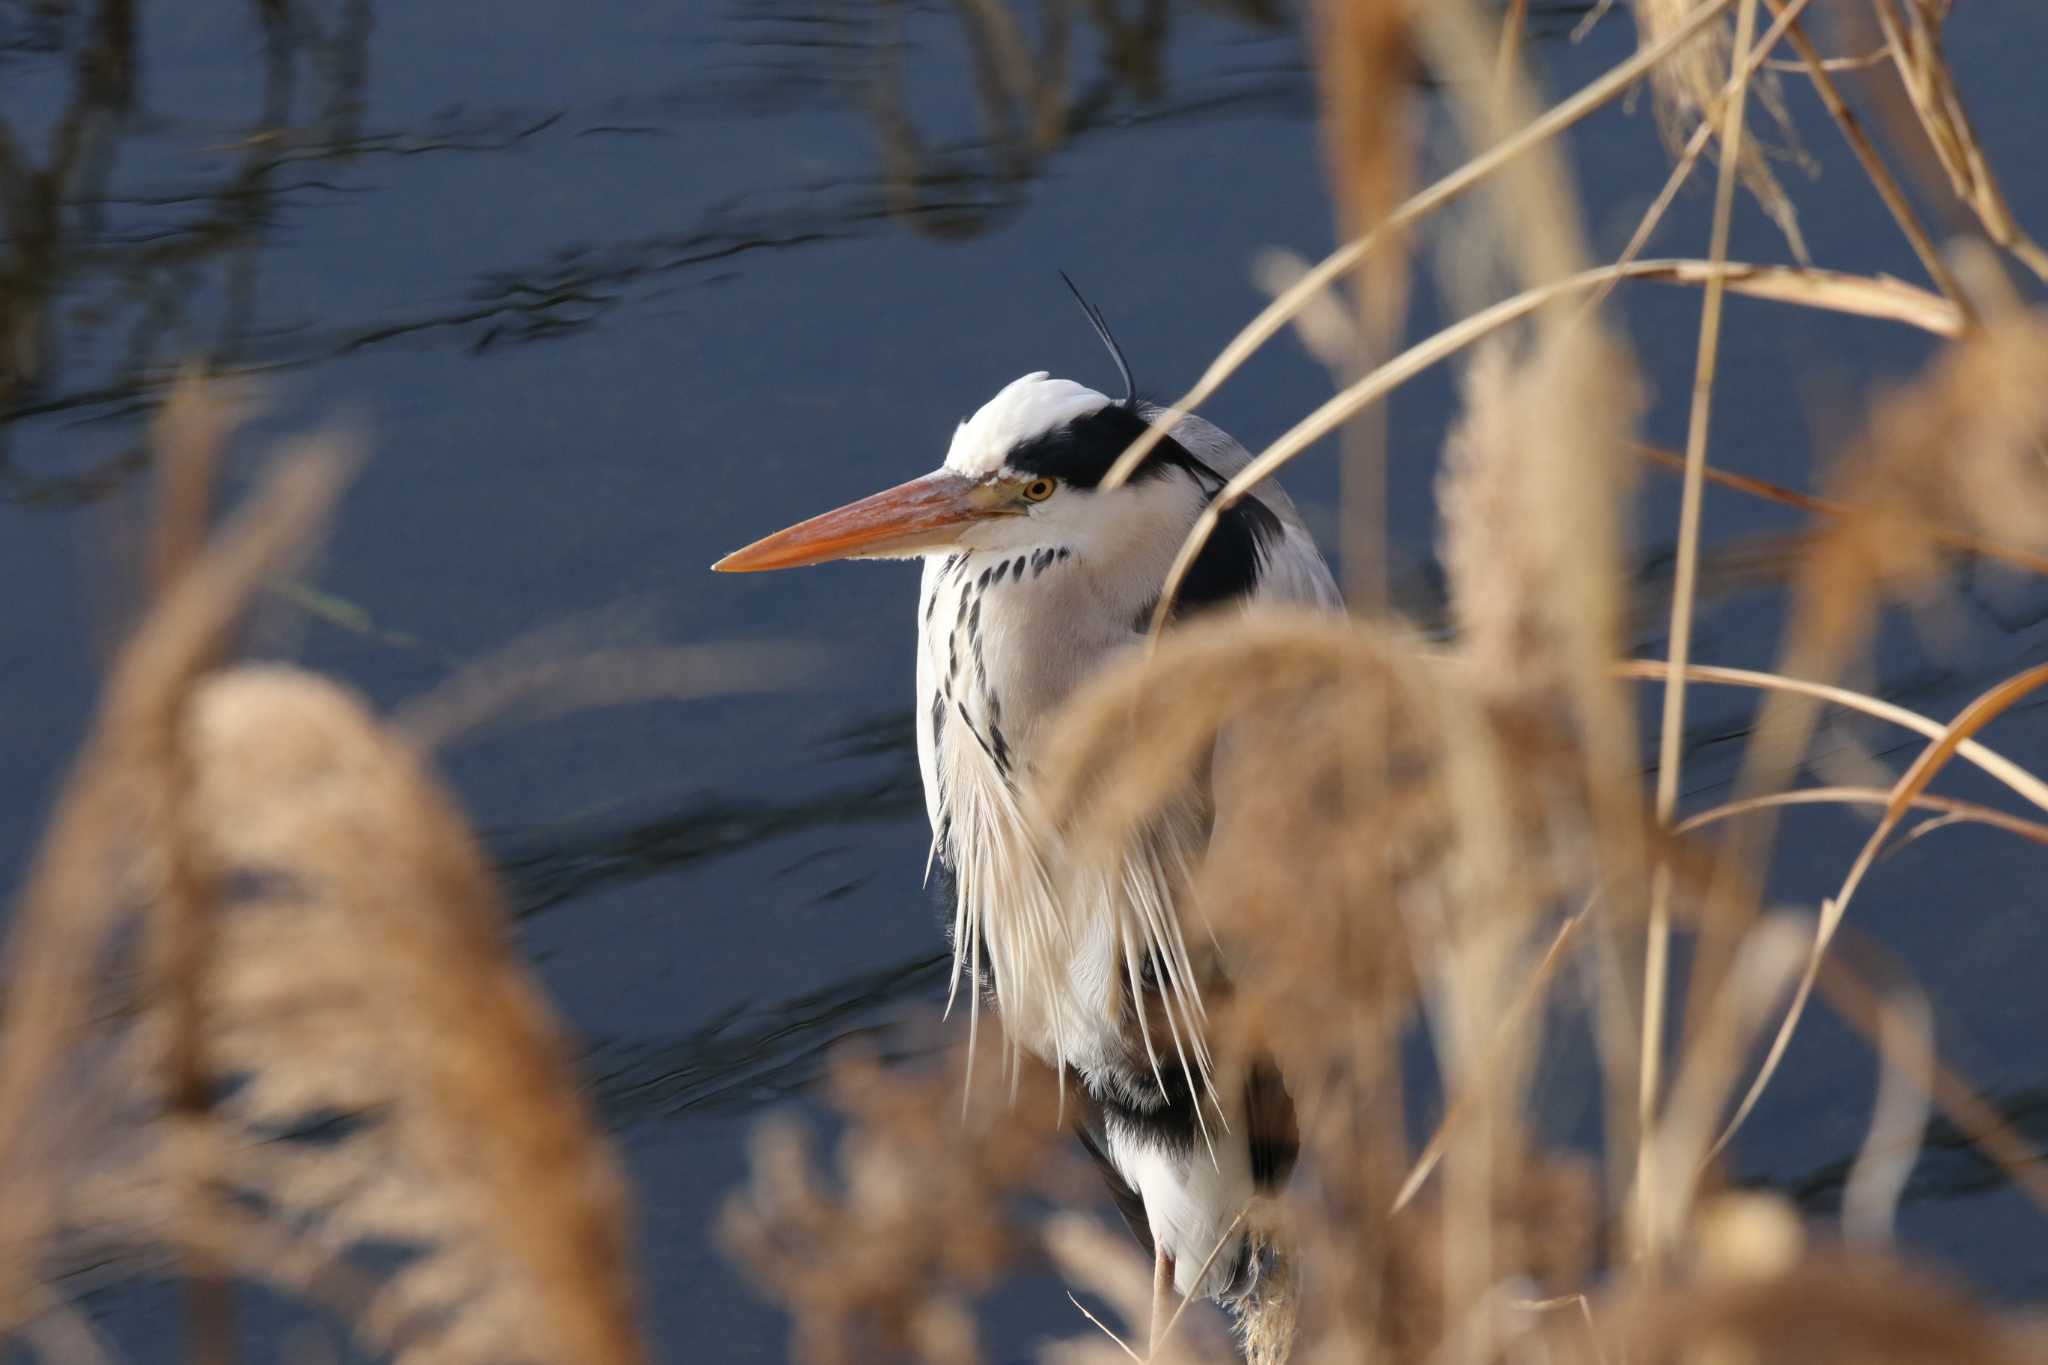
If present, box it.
[1059,271,1136,409]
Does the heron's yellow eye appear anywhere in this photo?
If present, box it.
[1021,477,1057,503]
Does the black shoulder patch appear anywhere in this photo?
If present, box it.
[1172,495,1281,616]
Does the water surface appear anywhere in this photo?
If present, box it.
[6,0,2048,1356]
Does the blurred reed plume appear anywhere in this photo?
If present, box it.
[724,1040,1073,1365]
[0,382,648,1364]
[725,0,2048,1362]
[1631,0,1808,261]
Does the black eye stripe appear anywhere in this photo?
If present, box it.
[1005,404,1217,490]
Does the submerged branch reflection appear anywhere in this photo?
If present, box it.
[0,0,1330,448]
[0,0,373,485]
[1780,1087,2048,1216]
[586,952,948,1123]
[495,714,925,918]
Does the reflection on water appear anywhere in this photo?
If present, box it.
[862,0,1295,235]
[497,714,925,918]
[0,0,1331,457]
[0,0,370,469]
[587,950,947,1122]
[1785,1087,2048,1217]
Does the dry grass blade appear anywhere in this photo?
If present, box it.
[1584,0,1823,318]
[1142,258,1959,637]
[1642,913,1809,1253]
[1392,909,1586,1214]
[1817,953,2048,1219]
[1870,0,2048,283]
[1840,973,1932,1245]
[1062,1292,1145,1365]
[1041,1213,1238,1364]
[1492,0,1528,112]
[1709,663,2048,1164]
[1626,260,1960,331]
[1753,0,1963,307]
[1640,0,1764,1264]
[1095,0,1739,493]
[1674,786,2048,848]
[1618,658,2048,814]
[1632,443,2048,577]
[1684,305,2048,1122]
[1630,0,1808,261]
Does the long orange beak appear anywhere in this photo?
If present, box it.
[713,470,1005,572]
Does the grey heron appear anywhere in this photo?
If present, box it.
[714,297,1340,1322]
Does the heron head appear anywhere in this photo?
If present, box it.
[713,372,1218,573]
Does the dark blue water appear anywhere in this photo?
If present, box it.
[5,0,2048,1357]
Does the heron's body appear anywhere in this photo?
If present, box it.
[719,365,1340,1308]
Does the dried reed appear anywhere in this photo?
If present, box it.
[722,3,2048,1363]
[14,0,2048,1361]
[1630,0,1810,261]
[0,386,649,1365]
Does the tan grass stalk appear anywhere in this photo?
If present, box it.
[143,403,239,1365]
[1755,0,1964,309]
[1679,305,2048,1147]
[1391,908,1586,1214]
[1639,0,1763,1268]
[1618,658,2048,814]
[1674,786,2048,848]
[1709,662,2048,1162]
[1583,0,1830,318]
[1492,0,1528,114]
[1640,913,1808,1254]
[1140,256,1959,639]
[1629,0,1809,261]
[1429,313,1649,1256]
[1311,0,1412,616]
[1633,442,2048,577]
[1839,975,1932,1245]
[1869,0,2048,284]
[1816,954,2048,1218]
[1095,0,1740,493]
[145,376,237,600]
[1061,1292,1145,1365]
